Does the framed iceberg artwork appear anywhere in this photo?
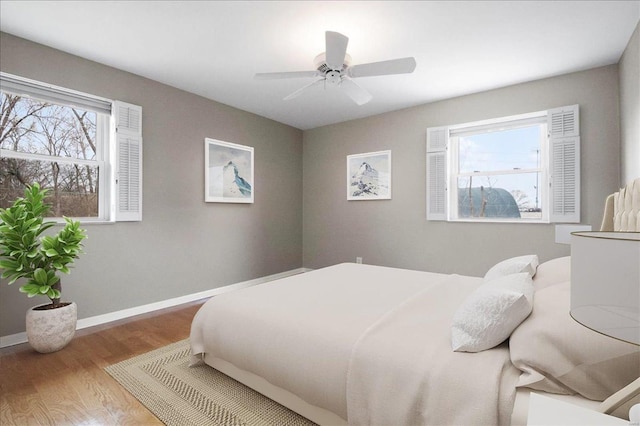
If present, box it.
[347,150,391,200]
[205,138,254,203]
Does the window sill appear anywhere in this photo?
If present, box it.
[47,219,116,226]
[448,218,550,224]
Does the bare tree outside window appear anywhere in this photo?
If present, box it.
[0,93,100,217]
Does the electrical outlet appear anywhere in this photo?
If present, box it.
[356,257,363,264]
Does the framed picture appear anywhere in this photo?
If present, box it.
[347,150,391,200]
[205,138,254,203]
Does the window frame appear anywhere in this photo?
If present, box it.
[0,72,142,223]
[426,105,580,224]
[448,112,549,223]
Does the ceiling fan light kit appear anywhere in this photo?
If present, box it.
[255,31,417,106]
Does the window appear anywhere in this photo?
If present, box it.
[0,73,142,222]
[427,105,580,223]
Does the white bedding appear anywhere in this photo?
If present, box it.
[190,263,521,424]
[347,273,520,425]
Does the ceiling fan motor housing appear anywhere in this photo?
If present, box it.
[314,53,351,84]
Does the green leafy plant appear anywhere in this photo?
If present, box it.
[0,183,87,308]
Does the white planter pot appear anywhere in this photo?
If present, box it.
[26,302,77,353]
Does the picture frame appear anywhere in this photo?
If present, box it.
[204,138,254,203]
[347,150,391,200]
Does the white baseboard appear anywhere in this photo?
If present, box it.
[0,267,310,349]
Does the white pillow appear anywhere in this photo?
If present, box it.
[484,255,539,281]
[451,272,534,352]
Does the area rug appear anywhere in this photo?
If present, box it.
[105,339,317,426]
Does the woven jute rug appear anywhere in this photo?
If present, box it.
[104,339,317,426]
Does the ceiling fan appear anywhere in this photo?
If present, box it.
[254,31,417,106]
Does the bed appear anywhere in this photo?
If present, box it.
[190,257,639,425]
[190,179,640,425]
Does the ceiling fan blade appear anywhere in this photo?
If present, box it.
[255,71,319,80]
[348,57,417,78]
[283,79,324,101]
[340,78,373,106]
[325,31,349,70]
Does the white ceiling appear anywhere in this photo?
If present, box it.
[1,1,638,130]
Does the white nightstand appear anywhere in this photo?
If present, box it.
[527,393,628,425]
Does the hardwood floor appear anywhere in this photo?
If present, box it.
[0,299,207,425]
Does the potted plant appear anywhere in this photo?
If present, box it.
[0,183,87,353]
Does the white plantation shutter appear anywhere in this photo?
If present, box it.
[426,127,448,220]
[548,105,579,138]
[427,126,448,152]
[548,105,580,223]
[427,152,447,220]
[117,102,141,134]
[114,101,142,221]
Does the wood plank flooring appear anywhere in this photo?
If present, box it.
[0,299,207,425]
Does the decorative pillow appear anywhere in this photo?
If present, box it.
[484,255,539,281]
[509,281,640,400]
[451,272,534,352]
[532,256,571,291]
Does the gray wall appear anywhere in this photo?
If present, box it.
[303,66,621,275]
[0,33,303,336]
[619,21,640,185]
[1,27,634,338]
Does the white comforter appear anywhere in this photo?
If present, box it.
[190,263,520,425]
